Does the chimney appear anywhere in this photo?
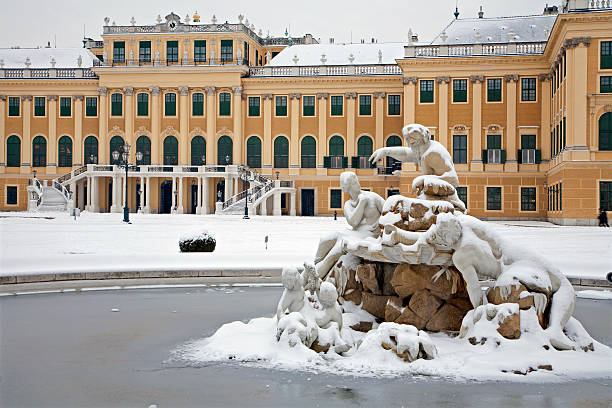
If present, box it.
[329,37,334,44]
[543,4,559,15]
[412,33,419,42]
[478,6,484,18]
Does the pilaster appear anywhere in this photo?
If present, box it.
[149,87,160,164]
[505,74,519,170]
[345,92,356,157]
[123,87,134,151]
[205,86,216,164]
[232,86,243,165]
[317,93,328,175]
[374,92,386,151]
[179,86,189,164]
[46,95,57,174]
[97,87,108,163]
[73,95,83,166]
[403,77,417,125]
[21,95,32,174]
[0,95,6,172]
[289,93,300,174]
[470,76,483,170]
[436,77,449,149]
[539,74,551,161]
[262,93,273,174]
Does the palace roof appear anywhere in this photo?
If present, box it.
[0,48,98,69]
[267,42,407,66]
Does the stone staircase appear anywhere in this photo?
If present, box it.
[26,178,70,212]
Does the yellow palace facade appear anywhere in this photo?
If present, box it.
[1,1,611,224]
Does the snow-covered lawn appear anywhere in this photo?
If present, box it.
[1,212,610,279]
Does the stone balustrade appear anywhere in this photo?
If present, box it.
[405,41,547,58]
[0,68,98,79]
[249,64,402,77]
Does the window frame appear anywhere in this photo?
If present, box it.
[521,77,537,102]
[486,78,503,103]
[59,97,72,117]
[5,185,18,206]
[139,41,151,63]
[275,95,288,117]
[419,79,434,104]
[452,78,468,103]
[6,135,21,167]
[248,96,260,117]
[164,92,177,117]
[599,75,612,93]
[329,188,342,209]
[218,92,231,117]
[32,135,47,167]
[600,181,612,211]
[358,94,372,116]
[520,186,537,212]
[273,135,289,168]
[85,97,98,117]
[136,135,152,165]
[192,92,204,117]
[300,135,316,168]
[456,186,468,209]
[302,95,315,116]
[600,40,612,70]
[57,135,73,168]
[83,135,98,164]
[110,93,123,117]
[387,94,401,116]
[246,136,262,168]
[486,186,503,211]
[220,40,233,62]
[452,134,468,164]
[162,135,179,165]
[166,40,179,63]
[33,96,46,117]
[113,41,125,63]
[599,112,612,151]
[8,97,20,117]
[190,135,205,166]
[137,93,149,117]
[194,40,206,63]
[330,95,343,116]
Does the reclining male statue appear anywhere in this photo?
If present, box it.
[427,213,576,350]
[369,124,466,212]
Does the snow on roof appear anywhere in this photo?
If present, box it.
[267,43,407,66]
[431,14,557,45]
[0,48,98,69]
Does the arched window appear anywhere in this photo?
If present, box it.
[136,136,151,165]
[191,136,206,165]
[357,135,373,157]
[329,135,344,156]
[274,136,289,168]
[109,135,124,165]
[600,112,612,151]
[163,136,178,165]
[32,136,47,167]
[217,136,233,164]
[58,136,72,167]
[6,135,21,167]
[84,136,98,164]
[386,135,403,174]
[246,136,261,168]
[301,136,316,168]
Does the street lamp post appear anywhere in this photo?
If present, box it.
[112,143,143,223]
[240,170,254,219]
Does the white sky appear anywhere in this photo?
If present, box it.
[1,0,560,49]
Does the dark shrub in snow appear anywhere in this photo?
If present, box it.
[179,230,216,252]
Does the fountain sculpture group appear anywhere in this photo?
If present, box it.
[275,124,593,363]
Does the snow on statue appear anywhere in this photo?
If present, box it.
[177,123,611,381]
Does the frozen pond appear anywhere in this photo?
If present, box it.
[1,287,610,408]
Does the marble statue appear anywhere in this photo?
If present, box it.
[428,213,576,350]
[265,51,271,64]
[276,267,305,321]
[314,171,384,279]
[316,281,343,331]
[370,124,466,212]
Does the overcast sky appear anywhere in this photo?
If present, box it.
[1,0,560,49]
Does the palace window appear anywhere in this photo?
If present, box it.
[190,136,206,166]
[217,136,233,164]
[58,136,72,167]
[303,96,315,116]
[519,134,540,164]
[331,95,343,116]
[194,40,206,63]
[166,41,178,63]
[219,93,231,116]
[247,136,261,168]
[600,112,612,151]
[600,181,612,211]
[324,135,346,169]
[521,187,537,211]
[487,78,502,102]
[248,97,260,116]
[453,134,467,164]
[192,93,204,116]
[275,96,287,116]
[457,186,467,209]
[601,76,612,93]
[521,78,537,101]
[601,41,612,69]
[139,41,151,63]
[137,93,149,116]
[8,97,19,116]
[420,80,434,103]
[274,136,289,168]
[113,41,125,63]
[6,186,17,205]
[221,40,233,62]
[85,97,97,116]
[353,136,373,169]
[165,93,176,116]
[330,189,342,209]
[385,135,403,174]
[486,187,502,211]
[84,136,98,164]
[111,93,122,116]
[163,136,178,165]
[453,79,467,103]
[301,136,316,168]
[388,94,401,115]
[32,136,46,167]
[34,97,45,116]
[483,134,505,164]
[137,136,151,165]
[60,97,71,117]
[109,136,124,165]
[359,95,371,115]
[6,135,20,167]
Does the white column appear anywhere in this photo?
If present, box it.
[290,192,296,216]
[92,176,99,213]
[171,177,177,213]
[224,176,231,202]
[273,183,281,216]
[178,177,184,214]
[261,195,267,216]
[144,177,151,213]
[86,176,91,211]
[68,182,76,209]
[139,176,144,213]
[110,176,119,212]
[196,177,202,214]
[202,177,209,214]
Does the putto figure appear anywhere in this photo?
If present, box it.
[370,124,466,212]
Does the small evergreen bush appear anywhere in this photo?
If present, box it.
[179,230,216,252]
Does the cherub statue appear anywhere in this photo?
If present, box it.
[315,282,350,353]
[314,171,384,279]
[370,124,465,211]
[428,213,576,350]
[276,267,305,321]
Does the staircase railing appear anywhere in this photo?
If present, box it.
[221,167,274,210]
[52,181,71,201]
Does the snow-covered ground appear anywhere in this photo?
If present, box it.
[1,212,610,279]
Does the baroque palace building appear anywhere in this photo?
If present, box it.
[0,0,611,224]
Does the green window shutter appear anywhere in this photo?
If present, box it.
[329,136,344,156]
[275,96,287,116]
[190,136,205,166]
[136,136,151,165]
[32,136,47,167]
[217,136,233,164]
[601,41,612,69]
[330,189,342,209]
[342,156,348,169]
[419,80,434,103]
[453,79,467,102]
[300,136,316,168]
[58,136,72,167]
[163,136,178,165]
[113,41,125,63]
[111,93,122,116]
[351,156,359,169]
[482,150,488,164]
[359,95,371,115]
[34,97,45,116]
[8,97,19,116]
[192,93,204,116]
[501,150,506,164]
[535,149,541,164]
[248,97,260,116]
[323,156,331,168]
[109,136,124,165]
[60,97,71,117]
[6,135,21,167]
[601,76,612,93]
[357,136,373,157]
[219,93,231,116]
[6,186,17,205]
[599,112,612,151]
[194,40,206,63]
[517,149,522,164]
[247,136,262,168]
[388,95,401,115]
[137,93,149,116]
[303,96,315,116]
[487,79,502,102]
[221,40,233,62]
[85,97,97,117]
[274,136,289,168]
[167,41,178,62]
[139,41,151,63]
[165,93,176,116]
[331,96,343,116]
[84,136,98,164]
